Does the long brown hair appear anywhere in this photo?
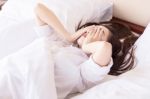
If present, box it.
[76,21,138,76]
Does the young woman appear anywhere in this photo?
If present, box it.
[34,3,138,99]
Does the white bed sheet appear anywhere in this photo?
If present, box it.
[0,17,38,59]
[0,38,58,99]
[0,14,18,32]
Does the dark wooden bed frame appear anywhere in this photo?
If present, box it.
[112,17,145,34]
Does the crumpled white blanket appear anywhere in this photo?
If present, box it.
[0,38,58,99]
[71,65,150,99]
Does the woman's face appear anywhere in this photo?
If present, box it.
[77,25,111,47]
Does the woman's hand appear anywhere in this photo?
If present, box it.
[70,26,94,43]
[81,26,111,54]
[82,26,102,46]
[70,29,87,43]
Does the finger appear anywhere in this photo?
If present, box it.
[87,29,93,36]
[86,31,92,38]
[84,33,92,44]
[98,29,104,40]
[88,25,95,30]
[84,26,94,33]
[93,27,100,40]
[93,27,97,34]
[77,29,86,36]
[90,28,97,40]
[82,29,88,34]
[87,25,95,31]
[95,27,100,37]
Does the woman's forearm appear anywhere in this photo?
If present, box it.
[82,41,112,66]
[92,42,112,66]
[82,41,99,54]
[35,3,73,42]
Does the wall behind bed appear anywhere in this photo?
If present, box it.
[113,0,150,27]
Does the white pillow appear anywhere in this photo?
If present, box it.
[134,23,150,69]
[1,0,113,33]
[135,23,150,66]
[0,0,37,22]
[38,0,113,33]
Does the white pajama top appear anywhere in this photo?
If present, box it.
[34,25,113,99]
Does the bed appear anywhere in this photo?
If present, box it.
[0,0,150,99]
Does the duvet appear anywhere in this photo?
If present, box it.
[0,38,58,99]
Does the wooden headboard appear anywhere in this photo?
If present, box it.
[111,17,145,34]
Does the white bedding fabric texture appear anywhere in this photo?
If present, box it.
[0,38,58,99]
[0,0,150,99]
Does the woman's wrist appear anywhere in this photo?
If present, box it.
[64,34,76,43]
[65,30,86,43]
[69,33,80,43]
[81,43,92,54]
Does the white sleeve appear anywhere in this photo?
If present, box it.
[34,25,53,37]
[77,56,113,92]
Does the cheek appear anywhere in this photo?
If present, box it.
[103,33,110,41]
